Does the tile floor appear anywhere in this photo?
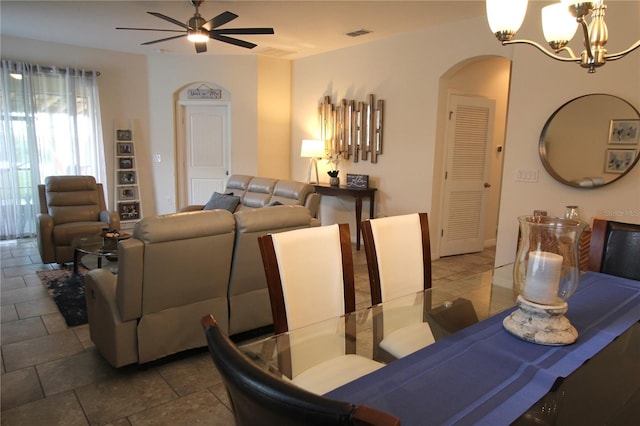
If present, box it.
[1,238,500,425]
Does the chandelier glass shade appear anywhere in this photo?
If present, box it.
[486,0,640,73]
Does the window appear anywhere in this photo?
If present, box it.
[0,60,106,239]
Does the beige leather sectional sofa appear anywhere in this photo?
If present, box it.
[85,204,315,367]
[182,174,320,223]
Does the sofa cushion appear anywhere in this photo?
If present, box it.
[203,192,241,212]
[270,180,315,207]
[240,177,278,209]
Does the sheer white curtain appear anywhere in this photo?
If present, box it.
[0,60,106,239]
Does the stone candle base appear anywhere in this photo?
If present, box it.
[503,296,577,346]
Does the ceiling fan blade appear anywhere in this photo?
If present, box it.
[206,11,238,29]
[211,28,275,35]
[195,42,207,54]
[148,12,190,30]
[210,34,257,49]
[116,27,185,33]
[141,34,187,46]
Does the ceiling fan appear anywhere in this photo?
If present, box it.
[116,0,274,53]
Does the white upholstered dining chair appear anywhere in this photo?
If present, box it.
[258,223,384,395]
[361,212,435,361]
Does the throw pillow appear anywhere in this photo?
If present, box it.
[203,192,241,212]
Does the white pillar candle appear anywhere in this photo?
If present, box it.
[524,251,563,304]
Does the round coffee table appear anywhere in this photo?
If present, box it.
[71,233,130,274]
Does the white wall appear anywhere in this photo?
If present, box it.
[4,1,639,263]
[1,35,154,215]
[494,1,640,266]
[146,54,258,214]
[289,2,640,264]
[146,54,294,214]
[257,56,292,179]
[291,17,505,231]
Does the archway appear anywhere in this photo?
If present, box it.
[431,56,511,262]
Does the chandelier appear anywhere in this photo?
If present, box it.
[486,0,640,73]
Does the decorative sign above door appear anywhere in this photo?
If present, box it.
[319,94,384,164]
[188,86,222,99]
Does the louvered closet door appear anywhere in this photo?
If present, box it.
[440,95,495,257]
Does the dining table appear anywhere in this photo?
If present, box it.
[239,267,640,425]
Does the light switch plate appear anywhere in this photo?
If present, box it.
[515,169,538,183]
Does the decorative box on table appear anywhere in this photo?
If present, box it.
[346,174,369,189]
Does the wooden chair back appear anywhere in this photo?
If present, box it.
[258,223,356,334]
[361,212,432,305]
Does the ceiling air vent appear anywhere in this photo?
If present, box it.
[346,29,372,38]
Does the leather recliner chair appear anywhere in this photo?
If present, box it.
[37,175,120,264]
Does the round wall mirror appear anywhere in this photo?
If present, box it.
[539,94,640,188]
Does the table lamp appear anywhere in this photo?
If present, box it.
[503,215,586,345]
[300,139,325,184]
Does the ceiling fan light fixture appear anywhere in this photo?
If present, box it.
[187,14,208,42]
[118,0,274,53]
[187,29,208,42]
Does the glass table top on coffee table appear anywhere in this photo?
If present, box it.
[71,235,123,274]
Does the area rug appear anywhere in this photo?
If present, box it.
[37,267,88,327]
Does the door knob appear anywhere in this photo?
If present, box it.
[484,182,491,188]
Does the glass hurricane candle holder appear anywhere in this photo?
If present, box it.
[513,215,586,303]
[505,215,587,345]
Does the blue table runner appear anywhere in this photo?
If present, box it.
[326,272,640,425]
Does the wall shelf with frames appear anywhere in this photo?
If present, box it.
[114,123,142,226]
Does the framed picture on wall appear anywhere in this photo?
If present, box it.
[118,171,136,184]
[116,129,132,141]
[118,186,138,201]
[118,202,140,221]
[118,157,134,169]
[605,148,637,173]
[608,119,640,144]
[117,142,134,155]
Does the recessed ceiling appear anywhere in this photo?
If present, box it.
[0,1,486,59]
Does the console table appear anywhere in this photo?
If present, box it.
[314,184,377,250]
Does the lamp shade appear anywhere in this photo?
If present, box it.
[542,3,578,44]
[486,0,528,34]
[300,139,325,158]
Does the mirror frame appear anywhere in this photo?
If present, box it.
[539,94,640,188]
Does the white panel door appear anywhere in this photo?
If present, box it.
[184,105,230,205]
[440,95,495,257]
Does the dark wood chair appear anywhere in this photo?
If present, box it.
[361,213,437,362]
[201,315,401,426]
[258,224,384,394]
[588,218,640,280]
